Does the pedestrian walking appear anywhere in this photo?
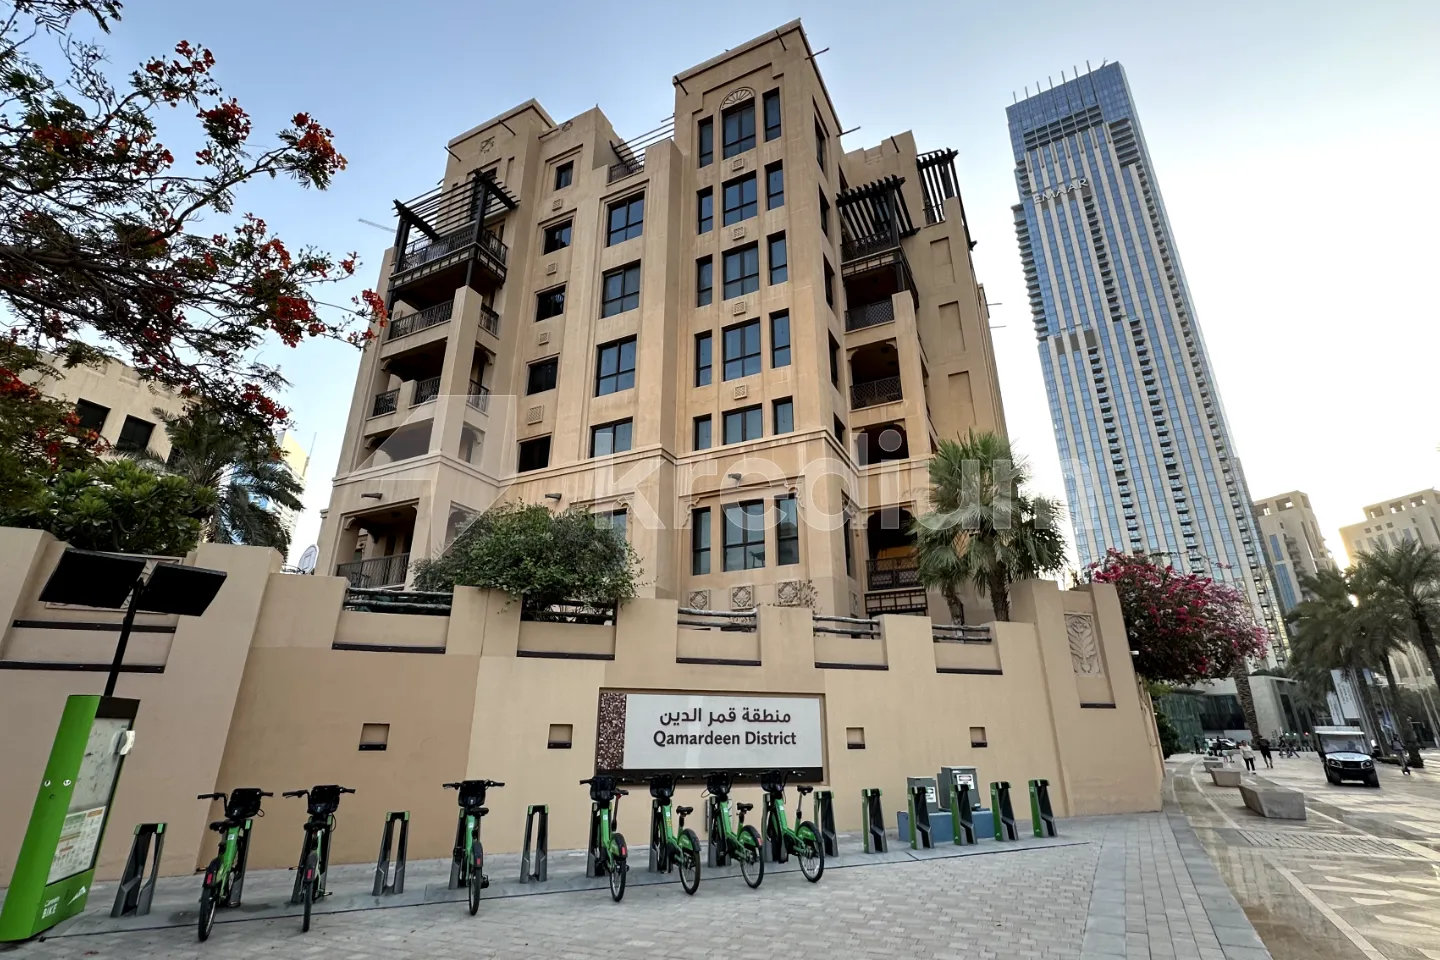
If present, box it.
[1239,740,1256,772]
[1392,737,1411,776]
[1257,736,1273,769]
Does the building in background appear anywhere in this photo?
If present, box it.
[32,353,187,462]
[1253,490,1334,615]
[1339,488,1440,564]
[1006,63,1282,658]
[316,21,1007,619]
[253,432,312,554]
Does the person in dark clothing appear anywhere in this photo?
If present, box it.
[1257,737,1273,769]
[1393,737,1411,776]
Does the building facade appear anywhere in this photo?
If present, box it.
[1339,488,1440,564]
[1006,64,1282,654]
[1253,490,1334,615]
[317,21,1005,620]
[31,353,187,462]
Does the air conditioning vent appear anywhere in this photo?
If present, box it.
[526,405,544,424]
[537,330,551,345]
[546,262,558,275]
[731,300,746,315]
[732,384,749,400]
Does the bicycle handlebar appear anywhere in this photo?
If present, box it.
[260,791,275,797]
[340,787,356,794]
[197,792,224,801]
[442,782,460,789]
[282,790,306,798]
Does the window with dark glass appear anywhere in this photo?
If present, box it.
[698,117,713,167]
[595,336,637,395]
[723,319,761,380]
[814,117,827,171]
[590,419,633,457]
[694,415,712,450]
[606,195,644,246]
[768,233,787,284]
[536,284,566,320]
[763,89,781,141]
[601,264,640,316]
[595,509,627,539]
[696,256,713,307]
[542,220,572,253]
[723,404,763,444]
[527,357,558,394]
[692,507,711,575]
[554,161,573,190]
[722,244,759,299]
[776,494,799,565]
[115,415,154,454]
[824,258,835,307]
[771,311,790,367]
[723,174,757,226]
[517,436,551,473]
[833,415,845,443]
[774,398,794,435]
[73,399,108,433]
[829,333,840,386]
[723,500,765,571]
[819,191,830,236]
[722,101,755,158]
[843,517,854,576]
[766,162,784,208]
[695,332,713,386]
[698,188,713,233]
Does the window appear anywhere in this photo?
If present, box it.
[970,726,988,748]
[723,404,763,444]
[517,436,551,472]
[696,257,713,307]
[774,397,794,435]
[846,727,865,750]
[536,284,566,320]
[554,161,573,190]
[722,101,755,158]
[527,357,558,394]
[833,415,845,443]
[766,162,784,208]
[723,174,757,226]
[771,312,791,367]
[547,723,573,749]
[819,191,830,236]
[595,509,627,539]
[692,508,712,574]
[723,501,765,570]
[595,337,637,395]
[601,264,641,316]
[698,188,713,233]
[723,320,761,380]
[542,220,572,253]
[815,117,827,171]
[694,415,712,450]
[698,117,713,167]
[73,399,108,433]
[763,89,781,141]
[843,517,854,576]
[828,333,840,386]
[768,233,787,284]
[776,494,799,565]
[722,244,759,299]
[606,195,644,245]
[695,332,713,386]
[115,415,154,454]
[590,419,633,457]
[359,723,389,752]
[824,259,835,307]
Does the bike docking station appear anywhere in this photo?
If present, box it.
[950,783,977,845]
[1029,779,1058,838]
[704,793,730,868]
[761,780,788,865]
[907,783,935,850]
[110,822,165,918]
[520,804,549,883]
[585,797,615,879]
[814,789,838,858]
[861,788,888,853]
[372,811,409,896]
[991,781,1019,841]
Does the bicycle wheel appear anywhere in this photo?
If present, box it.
[301,854,316,932]
[468,841,483,915]
[678,828,701,895]
[198,883,217,941]
[796,821,825,882]
[738,824,765,888]
[608,833,628,902]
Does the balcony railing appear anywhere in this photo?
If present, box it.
[480,304,500,337]
[387,300,453,341]
[371,388,399,417]
[467,380,490,413]
[397,224,508,275]
[413,376,441,405]
[850,376,903,410]
[336,553,409,589]
[845,299,895,332]
[866,556,920,591]
[608,157,644,183]
[841,228,901,264]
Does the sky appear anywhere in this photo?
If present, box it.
[92,0,1440,567]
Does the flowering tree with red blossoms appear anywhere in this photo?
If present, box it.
[0,1,386,426]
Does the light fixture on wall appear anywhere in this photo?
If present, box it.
[727,473,743,485]
[360,492,383,500]
[544,492,562,501]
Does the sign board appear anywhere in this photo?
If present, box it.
[1330,669,1362,722]
[596,692,823,779]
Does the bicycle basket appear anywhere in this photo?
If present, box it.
[307,785,342,816]
[225,788,265,821]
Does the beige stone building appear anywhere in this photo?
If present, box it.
[1252,490,1334,615]
[316,21,1005,621]
[30,353,187,462]
[1339,488,1440,564]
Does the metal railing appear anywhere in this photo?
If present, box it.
[865,589,929,616]
[344,585,451,615]
[931,623,993,644]
[521,601,616,625]
[412,376,441,405]
[467,381,490,412]
[841,229,900,263]
[812,614,879,638]
[371,389,399,417]
[398,223,509,274]
[845,299,895,332]
[866,556,920,591]
[479,304,500,337]
[608,157,644,183]
[336,554,409,589]
[677,607,757,632]
[850,376,903,410]
[387,300,453,341]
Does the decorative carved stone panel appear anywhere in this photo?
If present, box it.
[1066,613,1103,675]
[721,87,756,109]
[776,580,802,606]
[731,584,754,609]
[687,589,710,610]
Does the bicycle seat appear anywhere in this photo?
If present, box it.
[675,805,694,817]
[735,802,754,814]
[209,820,237,833]
[796,785,814,796]
[649,774,676,800]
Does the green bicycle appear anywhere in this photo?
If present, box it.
[703,771,764,888]
[442,779,504,915]
[647,773,701,894]
[283,784,355,933]
[759,769,824,882]
[195,788,271,941]
[580,776,630,901]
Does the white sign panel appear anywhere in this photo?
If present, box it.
[619,694,823,773]
[1330,669,1361,722]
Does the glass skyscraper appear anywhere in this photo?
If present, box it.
[1006,63,1283,654]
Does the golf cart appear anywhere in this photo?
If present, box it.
[1314,726,1379,787]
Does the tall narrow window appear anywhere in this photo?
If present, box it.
[698,118,714,167]
[768,233,787,284]
[723,501,766,571]
[554,161,573,190]
[776,494,799,565]
[819,191,830,236]
[723,174,757,226]
[773,398,794,435]
[723,320,761,380]
[843,517,854,576]
[601,264,641,316]
[770,312,791,367]
[829,333,840,386]
[694,415,712,451]
[697,188,713,233]
[824,259,835,307]
[766,162,784,208]
[692,508,711,575]
[695,332,713,386]
[595,337,637,395]
[696,257,713,306]
[763,89,781,141]
[814,117,827,172]
[722,244,759,299]
[606,195,644,246]
[722,101,755,158]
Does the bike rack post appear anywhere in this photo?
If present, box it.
[814,789,838,858]
[647,798,665,873]
[226,817,256,907]
[447,807,468,889]
[907,785,934,850]
[949,783,976,845]
[861,788,887,853]
[372,811,410,896]
[704,795,728,868]
[289,827,310,904]
[585,801,605,878]
[520,804,549,883]
[1029,779,1058,837]
[110,822,165,918]
[991,781,1018,841]
[761,791,789,864]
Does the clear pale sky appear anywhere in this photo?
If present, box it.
[98,0,1440,566]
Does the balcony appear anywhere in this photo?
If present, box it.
[371,388,399,417]
[851,376,903,410]
[467,380,490,413]
[412,376,441,405]
[845,299,895,332]
[388,170,518,307]
[336,553,409,589]
[867,556,920,591]
[387,300,453,341]
[480,304,500,337]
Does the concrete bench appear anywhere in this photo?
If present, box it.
[1209,767,1242,787]
[1239,781,1305,820]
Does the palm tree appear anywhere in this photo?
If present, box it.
[912,431,1066,621]
[1288,568,1390,755]
[1351,563,1426,766]
[1357,540,1440,687]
